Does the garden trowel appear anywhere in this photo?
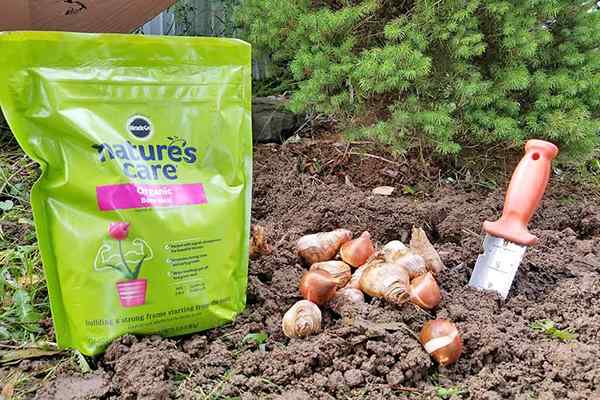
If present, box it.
[468,140,559,299]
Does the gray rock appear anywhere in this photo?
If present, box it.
[252,97,305,144]
[386,368,405,385]
[575,240,594,254]
[327,370,345,390]
[344,369,364,387]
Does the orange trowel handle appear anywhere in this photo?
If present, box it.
[483,140,559,246]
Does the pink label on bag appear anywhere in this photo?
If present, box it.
[97,183,207,211]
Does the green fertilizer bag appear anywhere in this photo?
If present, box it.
[0,32,252,355]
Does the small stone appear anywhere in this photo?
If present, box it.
[361,355,377,374]
[327,371,345,390]
[121,334,138,346]
[575,240,594,254]
[344,369,364,388]
[386,369,405,385]
[148,335,163,343]
[276,389,312,400]
[561,227,577,241]
[372,186,395,196]
[312,373,328,389]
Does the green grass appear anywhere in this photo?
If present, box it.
[0,130,49,345]
[435,386,464,399]
[558,195,577,206]
[0,128,65,398]
[176,369,241,400]
[240,331,268,350]
[530,319,576,342]
[0,348,86,399]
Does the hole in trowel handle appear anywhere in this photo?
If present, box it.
[531,152,540,161]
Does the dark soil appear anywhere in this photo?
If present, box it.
[20,140,600,398]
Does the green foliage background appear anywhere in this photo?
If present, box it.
[235,0,600,160]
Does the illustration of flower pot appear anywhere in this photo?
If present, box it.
[116,279,147,307]
[94,222,154,308]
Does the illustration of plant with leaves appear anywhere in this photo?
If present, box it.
[94,222,153,280]
[167,136,187,148]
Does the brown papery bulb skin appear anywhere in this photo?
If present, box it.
[249,224,273,259]
[410,227,444,274]
[282,300,322,338]
[396,251,427,279]
[310,261,352,289]
[296,229,353,265]
[409,272,441,310]
[359,262,410,305]
[340,231,376,267]
[420,319,462,366]
[299,270,337,305]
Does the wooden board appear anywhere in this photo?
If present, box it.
[1,0,177,33]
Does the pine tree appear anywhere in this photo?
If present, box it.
[236,0,600,159]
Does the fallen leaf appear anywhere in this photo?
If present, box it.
[372,186,395,196]
[344,175,355,188]
[1,383,14,399]
[382,168,399,178]
[0,348,62,366]
[284,134,302,144]
[249,225,273,259]
[18,274,42,288]
[464,170,472,183]
[1,382,14,399]
[74,350,91,373]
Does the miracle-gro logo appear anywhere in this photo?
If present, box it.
[127,115,152,139]
[91,140,198,180]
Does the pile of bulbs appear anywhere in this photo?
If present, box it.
[281,227,462,366]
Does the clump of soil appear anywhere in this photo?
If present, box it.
[103,335,191,399]
[24,140,600,398]
[34,371,112,400]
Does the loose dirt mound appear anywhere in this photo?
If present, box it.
[34,371,112,400]
[33,141,600,399]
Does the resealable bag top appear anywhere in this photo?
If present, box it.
[0,31,252,355]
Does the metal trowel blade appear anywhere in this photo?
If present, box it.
[468,234,527,299]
